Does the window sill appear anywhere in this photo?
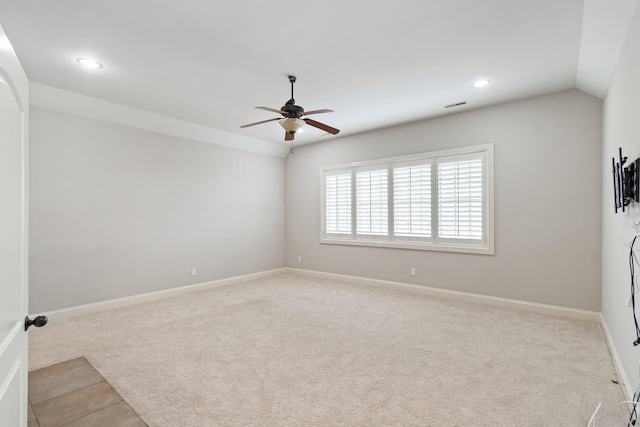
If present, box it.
[320,237,494,255]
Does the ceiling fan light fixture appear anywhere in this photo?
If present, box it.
[279,117,305,134]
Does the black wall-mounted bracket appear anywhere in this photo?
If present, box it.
[612,147,640,213]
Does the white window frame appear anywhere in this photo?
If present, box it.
[319,143,494,255]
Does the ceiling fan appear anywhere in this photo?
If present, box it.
[240,75,340,141]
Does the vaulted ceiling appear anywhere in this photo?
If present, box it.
[0,0,636,156]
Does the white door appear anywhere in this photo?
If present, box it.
[0,25,30,427]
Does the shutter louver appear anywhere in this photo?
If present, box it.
[325,173,352,235]
[393,164,431,239]
[437,158,483,240]
[356,169,388,236]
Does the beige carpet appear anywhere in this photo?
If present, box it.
[29,273,627,426]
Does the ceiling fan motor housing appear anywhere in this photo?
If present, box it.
[282,100,304,118]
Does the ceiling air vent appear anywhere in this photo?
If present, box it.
[444,101,467,109]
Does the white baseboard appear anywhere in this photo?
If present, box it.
[599,314,634,400]
[34,268,287,321]
[35,266,619,390]
[35,265,600,326]
[285,267,601,322]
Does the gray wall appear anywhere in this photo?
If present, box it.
[602,3,640,393]
[29,107,285,313]
[286,89,603,311]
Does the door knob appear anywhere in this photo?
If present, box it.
[24,315,48,331]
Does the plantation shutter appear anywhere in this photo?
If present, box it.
[325,172,352,235]
[321,144,492,253]
[393,163,432,239]
[356,168,388,236]
[437,156,483,240]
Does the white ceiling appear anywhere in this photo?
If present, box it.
[0,0,636,155]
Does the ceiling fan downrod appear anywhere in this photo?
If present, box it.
[288,75,296,105]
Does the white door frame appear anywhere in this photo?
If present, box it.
[0,24,30,427]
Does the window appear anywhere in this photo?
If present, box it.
[437,155,483,242]
[320,144,494,254]
[324,172,352,236]
[393,163,431,240]
[356,169,388,237]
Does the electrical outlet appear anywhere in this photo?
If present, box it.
[191,268,197,276]
[297,255,302,262]
[410,268,416,276]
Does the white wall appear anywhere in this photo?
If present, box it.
[602,2,640,394]
[286,89,603,311]
[29,107,285,313]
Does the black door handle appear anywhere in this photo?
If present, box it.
[25,315,48,331]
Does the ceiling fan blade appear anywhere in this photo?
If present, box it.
[256,106,286,115]
[240,117,281,128]
[285,131,294,141]
[301,109,334,116]
[304,118,340,135]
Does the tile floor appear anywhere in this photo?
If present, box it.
[28,357,147,427]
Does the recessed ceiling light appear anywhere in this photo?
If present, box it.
[472,79,490,88]
[76,57,103,69]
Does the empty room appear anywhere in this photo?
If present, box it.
[1,0,640,426]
